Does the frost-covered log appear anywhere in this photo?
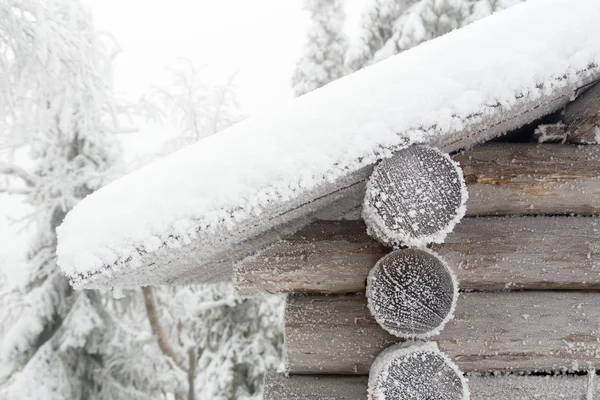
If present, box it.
[363,146,467,247]
[455,143,600,216]
[366,249,458,338]
[564,81,600,144]
[264,373,593,400]
[236,216,600,295]
[284,292,600,374]
[368,342,468,400]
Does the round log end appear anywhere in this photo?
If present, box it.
[363,145,468,248]
[369,342,469,400]
[367,248,458,338]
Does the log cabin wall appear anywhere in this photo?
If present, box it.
[234,143,600,399]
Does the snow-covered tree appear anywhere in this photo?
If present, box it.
[143,60,284,400]
[292,0,349,96]
[145,285,283,400]
[344,0,409,72]
[345,0,525,71]
[151,59,242,155]
[0,1,170,398]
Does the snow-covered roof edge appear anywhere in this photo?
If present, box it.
[57,0,600,289]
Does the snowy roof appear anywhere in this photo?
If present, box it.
[57,0,600,290]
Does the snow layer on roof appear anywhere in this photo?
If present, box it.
[57,0,600,289]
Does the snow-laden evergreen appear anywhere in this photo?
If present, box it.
[152,285,283,400]
[0,0,134,398]
[346,0,524,71]
[292,0,349,96]
[138,61,283,400]
[0,5,282,398]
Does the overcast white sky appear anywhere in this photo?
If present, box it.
[91,0,366,114]
[0,0,367,284]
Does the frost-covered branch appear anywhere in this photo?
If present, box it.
[149,59,243,154]
[0,185,30,195]
[0,161,38,187]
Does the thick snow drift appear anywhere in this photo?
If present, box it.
[58,0,600,289]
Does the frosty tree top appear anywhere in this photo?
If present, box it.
[57,0,600,290]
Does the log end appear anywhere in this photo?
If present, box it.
[369,342,469,400]
[363,146,468,248]
[367,248,458,339]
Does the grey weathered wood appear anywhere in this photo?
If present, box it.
[565,81,600,144]
[235,216,600,295]
[284,292,600,374]
[363,146,466,247]
[264,373,593,400]
[264,374,369,399]
[366,249,458,338]
[455,143,600,216]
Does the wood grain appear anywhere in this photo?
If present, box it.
[564,81,600,144]
[264,373,594,400]
[235,217,600,295]
[454,143,600,216]
[284,292,600,374]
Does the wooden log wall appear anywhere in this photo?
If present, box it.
[285,293,600,374]
[455,143,600,216]
[239,143,600,397]
[236,217,600,295]
[236,143,600,295]
[264,373,596,400]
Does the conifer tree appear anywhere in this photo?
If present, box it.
[345,0,525,72]
[0,1,165,398]
[292,0,350,96]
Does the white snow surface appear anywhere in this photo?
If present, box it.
[58,0,600,288]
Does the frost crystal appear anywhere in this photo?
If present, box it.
[367,248,458,338]
[363,145,467,248]
[369,342,469,400]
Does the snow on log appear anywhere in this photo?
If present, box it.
[368,342,468,400]
[565,81,600,144]
[236,216,600,295]
[284,292,600,374]
[57,0,600,289]
[532,123,567,143]
[363,146,467,247]
[264,373,593,400]
[366,249,458,338]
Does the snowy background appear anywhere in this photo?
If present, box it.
[0,0,531,398]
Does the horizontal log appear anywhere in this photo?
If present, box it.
[264,373,594,400]
[235,217,600,295]
[455,143,600,216]
[265,374,368,399]
[285,292,600,374]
